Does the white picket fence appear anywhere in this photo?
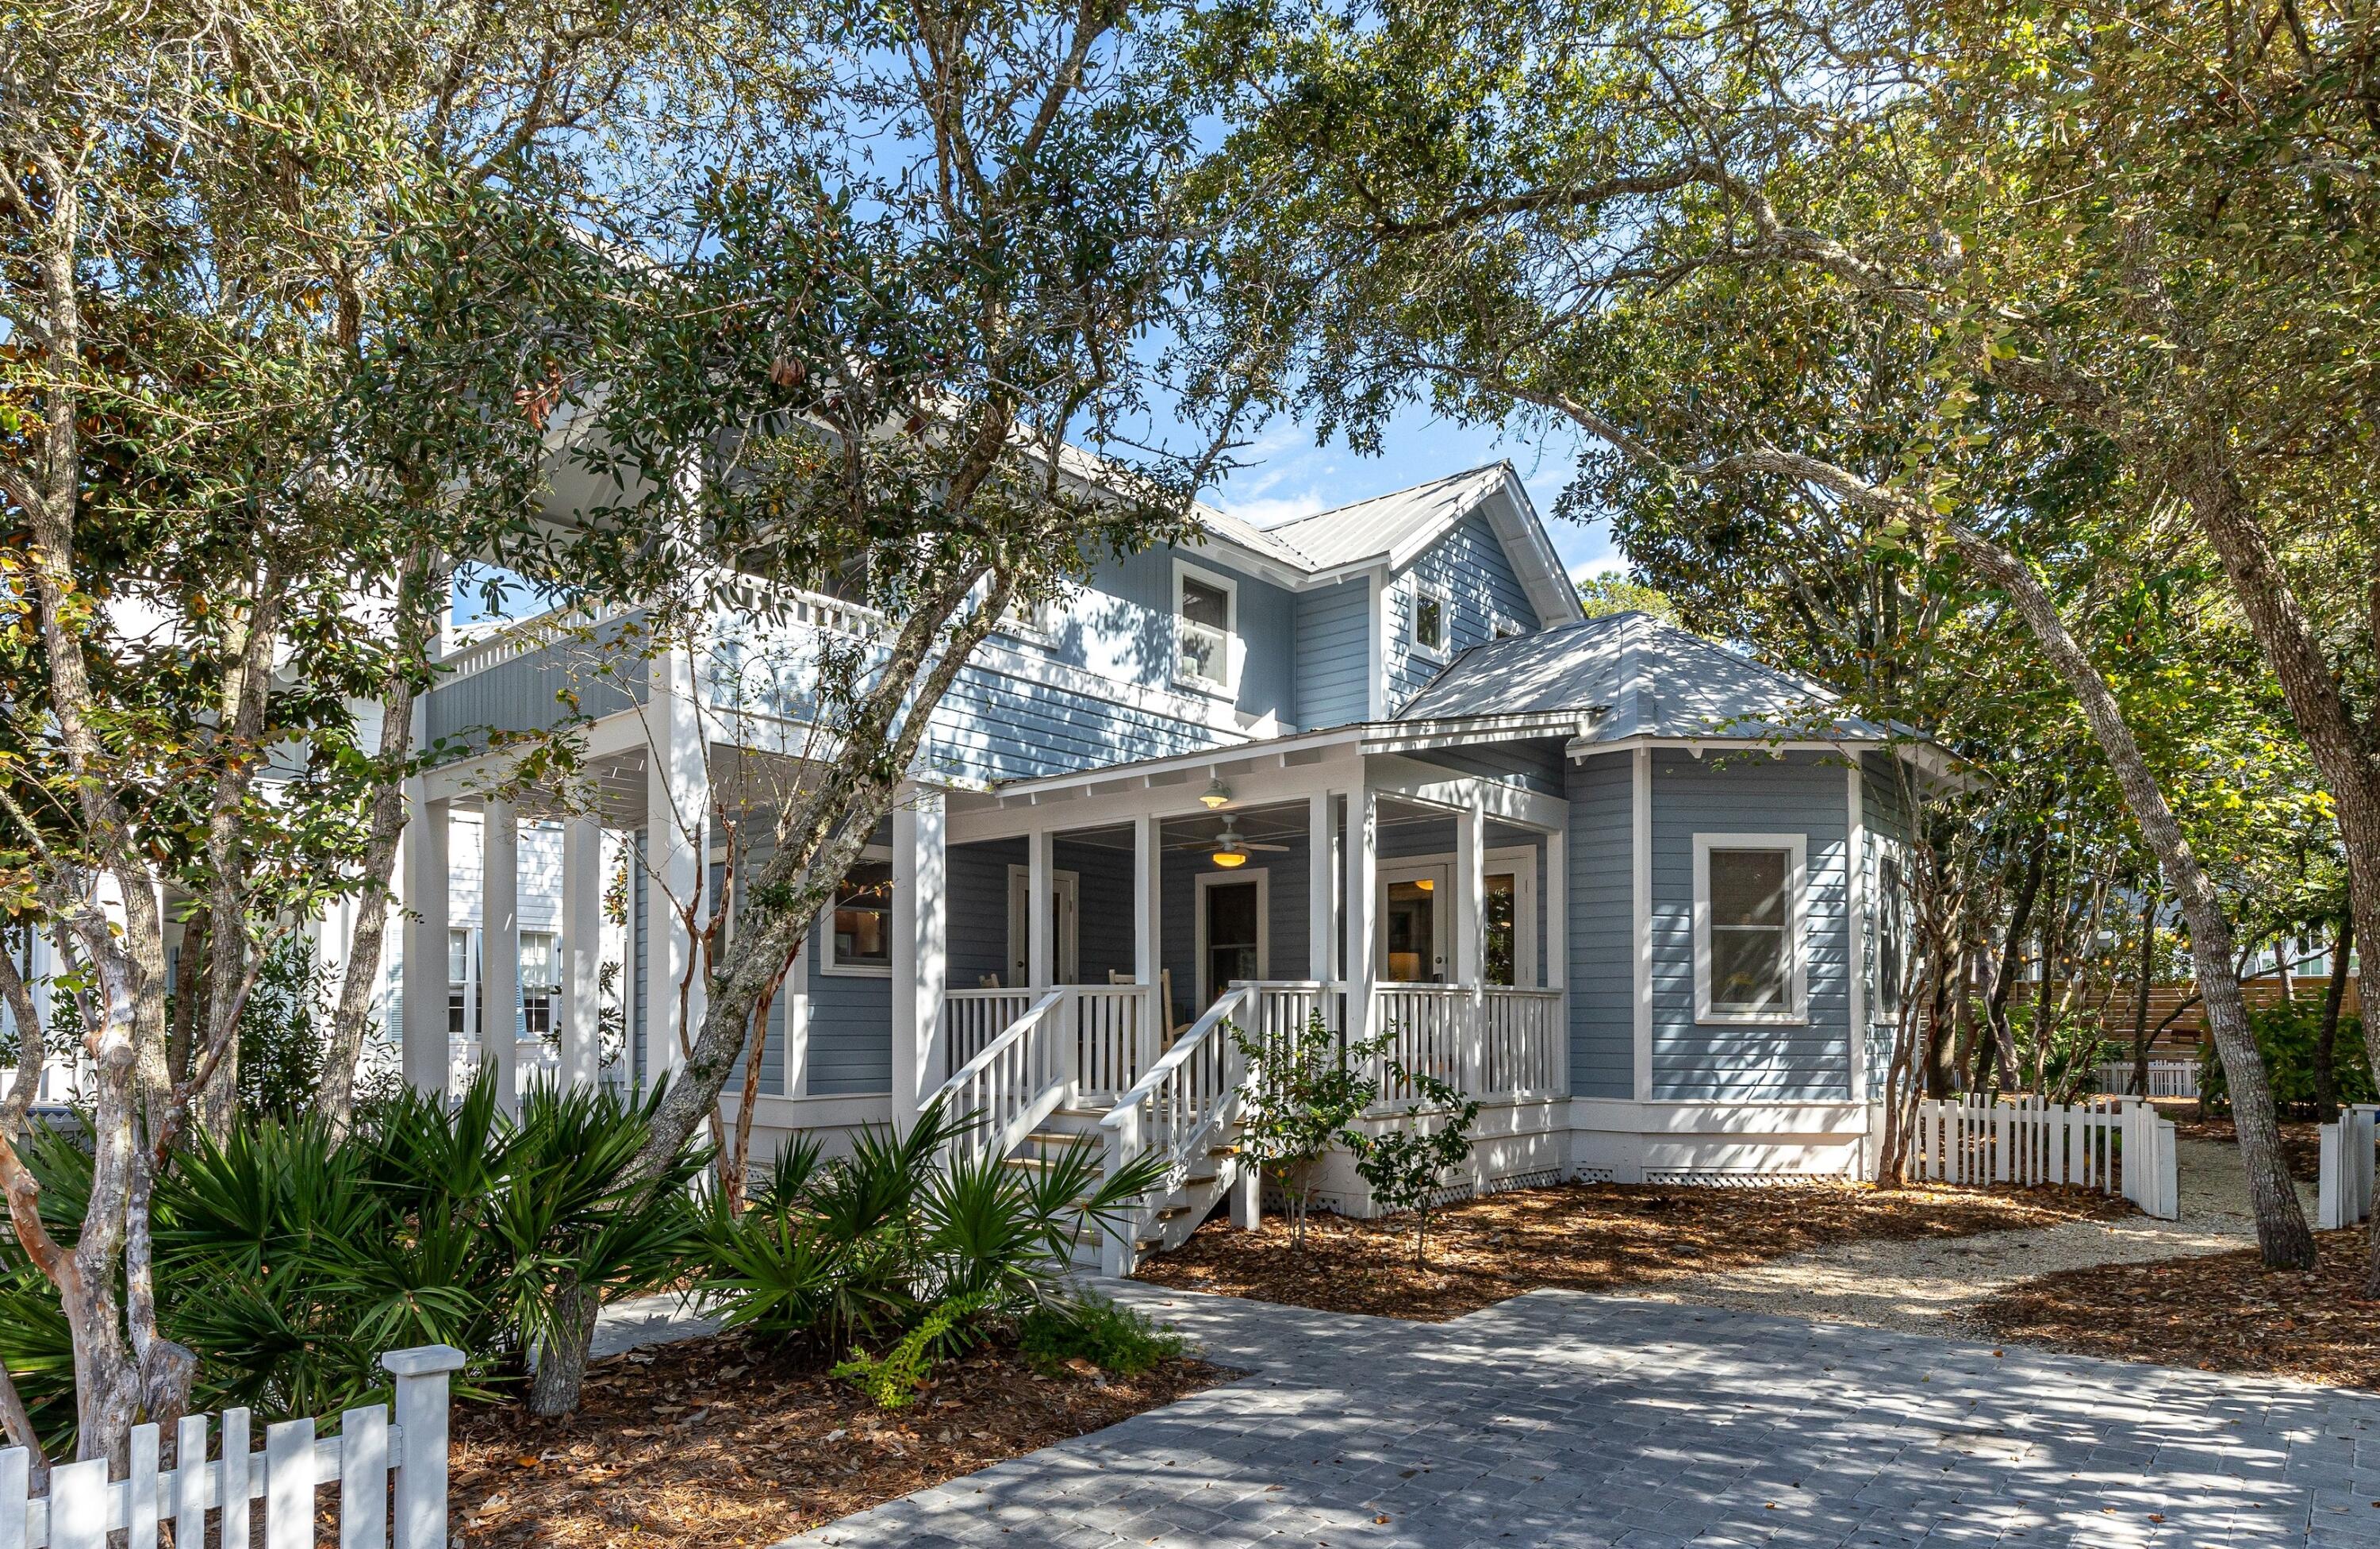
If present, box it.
[2,1344,463,1549]
[2093,1060,2199,1100]
[2317,1104,2379,1230]
[1906,1095,2178,1219]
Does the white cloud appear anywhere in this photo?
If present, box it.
[1570,555,1632,585]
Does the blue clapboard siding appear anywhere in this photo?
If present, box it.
[923,663,1240,785]
[1409,742,1567,798]
[1295,578,1373,727]
[1055,839,1138,982]
[1860,751,1916,1078]
[948,838,1023,988]
[1567,753,1635,1098]
[1384,511,1541,707]
[804,943,892,1096]
[1161,835,1311,1023]
[426,613,647,753]
[1647,750,1850,1101]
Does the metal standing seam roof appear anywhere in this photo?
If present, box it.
[1395,610,1894,744]
[1241,464,1511,571]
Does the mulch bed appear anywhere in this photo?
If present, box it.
[1134,1180,2134,1322]
[2166,1111,2325,1183]
[1976,1228,2380,1389]
[449,1332,1223,1547]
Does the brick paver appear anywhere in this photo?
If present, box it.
[788,1282,2380,1547]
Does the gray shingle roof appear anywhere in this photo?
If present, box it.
[1397,611,1891,744]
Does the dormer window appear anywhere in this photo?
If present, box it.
[1411,579,1451,659]
[1174,563,1237,692]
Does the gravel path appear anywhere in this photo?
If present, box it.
[1616,1137,2304,1336]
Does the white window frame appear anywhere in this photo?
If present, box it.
[1172,559,1239,696]
[1691,832,1808,1025]
[1408,576,1453,663]
[820,844,896,977]
[1194,867,1270,1007]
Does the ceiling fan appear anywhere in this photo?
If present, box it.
[1209,815,1290,869]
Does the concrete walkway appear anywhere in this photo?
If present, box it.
[790,1281,2379,1548]
[1618,1138,2312,1336]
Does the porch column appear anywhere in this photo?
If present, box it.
[1544,829,1567,994]
[1344,786,1376,1044]
[1132,814,1161,987]
[1454,789,1484,989]
[481,798,521,1114]
[401,789,450,1096]
[1027,826,1054,990]
[646,646,708,1084]
[1307,791,1334,987]
[559,815,603,1090]
[892,784,946,1128]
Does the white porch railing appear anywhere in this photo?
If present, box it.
[1099,985,1255,1274]
[2,1343,462,1549]
[942,989,1035,1078]
[1367,984,1566,1104]
[935,989,1069,1167]
[1906,1094,2178,1218]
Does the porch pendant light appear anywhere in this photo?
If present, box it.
[1200,777,1233,809]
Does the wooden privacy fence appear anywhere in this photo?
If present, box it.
[2,1344,463,1549]
[2317,1104,2379,1230]
[1906,1095,2178,1219]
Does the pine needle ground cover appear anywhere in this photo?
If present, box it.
[1135,1181,2132,1321]
[1975,1228,2380,1391]
[450,1330,1223,1547]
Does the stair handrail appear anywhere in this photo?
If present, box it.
[1097,984,1254,1272]
[927,986,1068,1166]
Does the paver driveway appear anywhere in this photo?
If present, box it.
[793,1280,2380,1548]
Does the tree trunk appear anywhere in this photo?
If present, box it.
[2130,893,2157,1100]
[2315,914,2351,1124]
[1984,836,2048,1094]
[319,545,441,1134]
[528,1271,598,1418]
[1950,525,2313,1267]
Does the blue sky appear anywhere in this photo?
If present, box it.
[1199,410,1626,582]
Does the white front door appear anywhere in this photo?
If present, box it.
[1377,861,1450,983]
[1007,866,1081,986]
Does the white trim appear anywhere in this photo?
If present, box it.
[1631,748,1653,1102]
[1006,864,1081,985]
[1691,832,1809,1024]
[1407,575,1453,663]
[1194,866,1271,1006]
[1373,844,1540,986]
[819,843,896,977]
[1846,761,1868,1102]
[1172,558,1240,696]
[1365,567,1389,719]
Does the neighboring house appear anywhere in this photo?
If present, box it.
[379,458,1930,1266]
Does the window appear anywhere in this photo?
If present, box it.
[1692,834,1806,1023]
[1484,873,1517,986]
[827,859,895,974]
[521,932,559,1039]
[1411,581,1450,657]
[447,928,473,1037]
[1173,563,1236,691]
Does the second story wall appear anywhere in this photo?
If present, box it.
[1386,509,1542,709]
[1295,578,1372,728]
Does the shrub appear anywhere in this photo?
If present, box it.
[1230,1010,1377,1248]
[1342,1062,1480,1266]
[829,1291,990,1409]
[2199,1001,2374,1117]
[1016,1293,1188,1378]
[705,1098,1165,1360]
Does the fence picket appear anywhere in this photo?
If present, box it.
[0,1448,24,1549]
[266,1417,313,1549]
[127,1423,159,1549]
[46,1461,104,1549]
[341,1405,389,1549]
[174,1415,207,1548]
[220,1408,251,1549]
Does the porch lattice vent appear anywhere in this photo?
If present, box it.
[1641,1167,1853,1188]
